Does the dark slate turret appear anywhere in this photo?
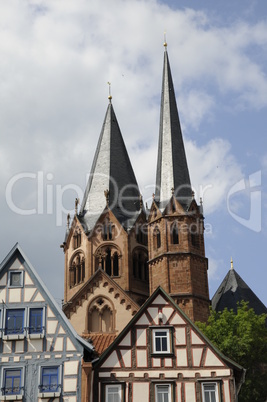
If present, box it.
[212,259,267,316]
[155,44,192,210]
[80,100,140,231]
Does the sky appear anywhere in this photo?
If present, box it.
[1,0,267,308]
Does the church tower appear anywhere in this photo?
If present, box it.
[62,96,149,340]
[148,43,210,322]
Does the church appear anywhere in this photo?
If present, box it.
[61,42,210,348]
[59,43,246,402]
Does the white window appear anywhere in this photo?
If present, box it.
[8,271,23,287]
[105,384,122,402]
[152,328,171,353]
[202,382,219,402]
[155,384,171,402]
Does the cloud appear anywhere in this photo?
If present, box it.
[1,0,267,298]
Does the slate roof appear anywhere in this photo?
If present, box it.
[212,267,267,316]
[79,101,141,231]
[155,46,192,211]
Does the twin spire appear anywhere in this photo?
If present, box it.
[80,44,192,231]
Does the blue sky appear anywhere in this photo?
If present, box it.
[0,0,266,308]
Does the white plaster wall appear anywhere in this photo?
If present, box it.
[102,351,120,368]
[64,361,79,375]
[47,320,58,334]
[136,349,147,367]
[24,288,36,302]
[185,383,196,402]
[121,349,132,368]
[175,328,186,345]
[223,380,231,402]
[132,382,149,402]
[9,288,21,302]
[205,349,224,367]
[119,332,131,347]
[170,312,186,325]
[136,329,146,346]
[192,348,203,367]
[191,330,204,345]
[28,339,43,352]
[177,348,188,366]
[66,338,76,351]
[54,337,64,351]
[64,378,77,393]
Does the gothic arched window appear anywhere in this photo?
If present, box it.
[132,248,148,282]
[87,297,114,333]
[102,220,113,241]
[69,252,85,288]
[94,246,121,277]
[73,231,81,249]
[154,227,161,249]
[171,222,179,245]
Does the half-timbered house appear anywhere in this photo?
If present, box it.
[92,287,245,402]
[0,243,95,401]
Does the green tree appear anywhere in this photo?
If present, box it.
[196,302,267,402]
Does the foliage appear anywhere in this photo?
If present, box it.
[196,302,267,402]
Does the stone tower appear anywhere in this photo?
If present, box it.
[62,44,210,345]
[147,44,210,322]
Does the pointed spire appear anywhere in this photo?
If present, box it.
[155,45,192,210]
[80,102,140,230]
[231,257,234,270]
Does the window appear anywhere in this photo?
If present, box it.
[73,231,81,249]
[9,271,23,287]
[95,247,121,277]
[105,384,122,402]
[39,367,60,395]
[5,309,24,335]
[155,384,171,402]
[152,328,171,354]
[69,252,85,287]
[171,223,179,245]
[2,368,22,396]
[29,308,43,335]
[154,227,161,249]
[202,383,219,402]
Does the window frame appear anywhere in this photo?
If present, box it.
[28,307,45,339]
[201,382,220,402]
[151,327,173,355]
[3,308,25,340]
[8,271,24,288]
[0,367,24,399]
[103,383,125,402]
[155,383,172,402]
[38,365,62,398]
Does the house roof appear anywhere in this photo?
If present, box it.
[0,243,95,355]
[155,45,192,211]
[83,333,117,355]
[79,101,141,231]
[212,266,267,315]
[94,286,244,377]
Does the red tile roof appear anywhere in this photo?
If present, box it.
[82,333,117,355]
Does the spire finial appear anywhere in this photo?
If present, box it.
[107,82,112,103]
[104,189,110,207]
[163,31,167,49]
[67,213,70,229]
[139,194,143,210]
[231,257,234,270]
[75,198,79,215]
[171,187,174,195]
